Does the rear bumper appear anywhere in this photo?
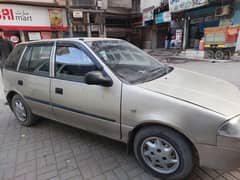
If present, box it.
[197,136,240,170]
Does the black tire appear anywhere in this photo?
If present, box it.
[204,50,214,59]
[215,50,224,60]
[11,94,37,126]
[223,50,231,60]
[133,126,195,180]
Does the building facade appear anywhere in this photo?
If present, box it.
[69,0,133,39]
[137,0,240,50]
[140,0,171,49]
[0,0,134,43]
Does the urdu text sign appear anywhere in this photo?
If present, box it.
[169,0,208,13]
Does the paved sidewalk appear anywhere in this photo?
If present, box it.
[1,63,240,180]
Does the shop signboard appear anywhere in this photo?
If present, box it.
[143,6,154,22]
[142,6,154,26]
[169,0,208,13]
[48,9,64,29]
[0,4,68,31]
[155,11,171,24]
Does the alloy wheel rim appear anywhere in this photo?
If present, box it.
[141,136,180,174]
[13,100,27,122]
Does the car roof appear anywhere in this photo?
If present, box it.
[18,37,121,45]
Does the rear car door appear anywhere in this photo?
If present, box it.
[16,43,54,119]
[3,44,25,98]
[50,41,122,140]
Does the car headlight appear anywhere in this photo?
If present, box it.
[218,115,240,138]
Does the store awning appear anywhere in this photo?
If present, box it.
[0,25,69,31]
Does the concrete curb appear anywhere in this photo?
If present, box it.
[168,56,237,63]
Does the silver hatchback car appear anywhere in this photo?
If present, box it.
[2,38,240,179]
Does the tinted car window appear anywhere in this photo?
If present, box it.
[55,46,97,81]
[19,47,32,72]
[5,45,25,71]
[19,45,52,76]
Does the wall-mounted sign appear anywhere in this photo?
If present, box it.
[155,11,171,24]
[0,4,68,31]
[10,35,20,43]
[169,0,208,13]
[48,9,64,29]
[28,32,41,41]
[73,10,83,18]
[143,6,154,25]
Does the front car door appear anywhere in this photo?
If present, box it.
[17,42,54,119]
[50,41,122,140]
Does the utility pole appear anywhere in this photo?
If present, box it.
[87,12,92,37]
[66,0,73,37]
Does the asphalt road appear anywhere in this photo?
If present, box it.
[170,61,240,88]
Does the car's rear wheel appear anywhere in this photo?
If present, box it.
[11,94,37,126]
[133,126,195,180]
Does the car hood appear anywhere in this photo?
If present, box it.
[137,68,240,118]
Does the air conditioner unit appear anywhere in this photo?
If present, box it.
[215,5,232,17]
[97,0,108,9]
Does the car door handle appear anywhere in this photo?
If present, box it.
[55,88,63,95]
[17,80,23,86]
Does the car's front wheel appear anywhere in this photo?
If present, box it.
[133,126,195,180]
[11,94,37,126]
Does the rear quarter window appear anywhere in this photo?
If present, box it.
[5,45,25,71]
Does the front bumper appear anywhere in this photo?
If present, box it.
[197,136,240,170]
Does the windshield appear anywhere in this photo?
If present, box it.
[86,40,172,84]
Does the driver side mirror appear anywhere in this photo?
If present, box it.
[85,71,113,87]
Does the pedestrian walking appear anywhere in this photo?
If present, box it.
[0,32,13,71]
[166,29,172,49]
[194,30,202,50]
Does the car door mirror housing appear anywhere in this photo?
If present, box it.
[85,71,113,87]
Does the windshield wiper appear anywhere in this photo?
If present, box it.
[133,65,172,84]
[149,67,165,73]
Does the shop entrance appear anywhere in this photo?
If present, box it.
[157,24,169,48]
[188,16,219,48]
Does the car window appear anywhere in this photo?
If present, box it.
[87,40,169,84]
[5,45,25,71]
[19,45,52,77]
[55,45,97,82]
